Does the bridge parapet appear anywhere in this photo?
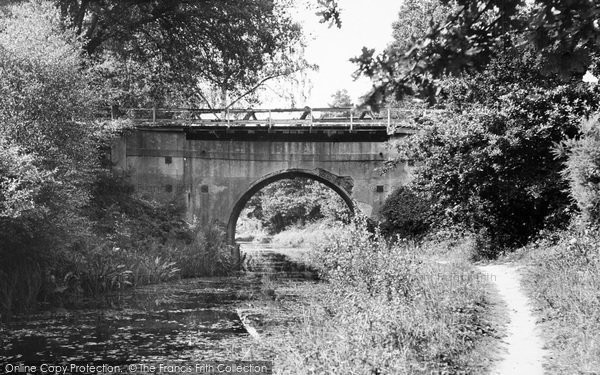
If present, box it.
[106,106,446,135]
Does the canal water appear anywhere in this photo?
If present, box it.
[0,245,315,363]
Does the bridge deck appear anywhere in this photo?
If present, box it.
[109,106,443,135]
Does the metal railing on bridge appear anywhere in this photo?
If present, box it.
[105,106,447,134]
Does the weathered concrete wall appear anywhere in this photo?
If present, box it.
[112,129,411,242]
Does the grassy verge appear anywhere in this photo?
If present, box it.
[268,221,344,248]
[515,227,600,374]
[242,221,502,374]
[236,217,345,248]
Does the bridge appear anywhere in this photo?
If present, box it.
[110,107,430,258]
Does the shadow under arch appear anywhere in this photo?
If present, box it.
[226,168,356,245]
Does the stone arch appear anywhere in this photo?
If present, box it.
[226,168,355,245]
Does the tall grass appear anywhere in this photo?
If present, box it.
[0,261,42,318]
[269,220,344,248]
[169,222,237,277]
[520,225,600,374]
[261,218,497,374]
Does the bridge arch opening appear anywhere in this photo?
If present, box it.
[226,169,355,245]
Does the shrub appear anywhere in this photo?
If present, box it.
[380,185,431,239]
[130,254,180,285]
[36,221,236,312]
[562,115,600,226]
[389,84,598,257]
[0,0,104,244]
[88,170,192,248]
[0,168,236,318]
[385,47,600,258]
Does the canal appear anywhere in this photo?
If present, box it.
[0,245,315,364]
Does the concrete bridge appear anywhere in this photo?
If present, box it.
[110,107,423,253]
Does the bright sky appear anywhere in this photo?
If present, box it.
[297,0,403,106]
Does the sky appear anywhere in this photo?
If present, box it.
[297,0,403,106]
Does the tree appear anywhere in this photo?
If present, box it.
[0,140,53,221]
[329,89,352,107]
[385,48,600,254]
[0,0,103,257]
[341,0,600,254]
[341,0,600,106]
[370,0,454,109]
[53,0,307,109]
[322,89,352,118]
[388,0,452,55]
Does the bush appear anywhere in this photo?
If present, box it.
[88,171,191,248]
[562,115,600,226]
[33,221,236,313]
[385,47,600,258]
[380,186,431,239]
[86,172,238,279]
[390,85,598,257]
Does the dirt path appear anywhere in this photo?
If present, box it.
[477,264,547,375]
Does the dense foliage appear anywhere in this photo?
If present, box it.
[243,178,350,234]
[387,0,452,57]
[52,0,305,108]
[369,0,600,254]
[0,1,100,259]
[391,83,599,253]
[343,0,600,106]
[0,1,104,315]
[0,1,236,318]
[380,186,431,240]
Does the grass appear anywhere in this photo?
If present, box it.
[249,220,502,374]
[513,226,600,374]
[269,221,344,248]
[236,216,345,248]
